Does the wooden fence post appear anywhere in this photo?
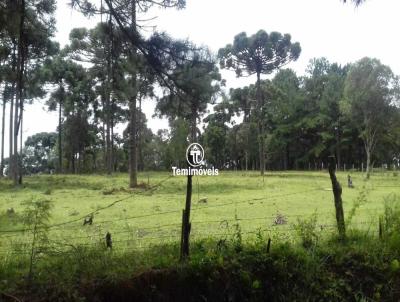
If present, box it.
[267,238,271,253]
[180,209,185,259]
[328,156,346,240]
[180,174,192,261]
[105,232,112,249]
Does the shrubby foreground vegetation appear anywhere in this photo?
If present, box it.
[3,229,400,301]
[0,171,399,301]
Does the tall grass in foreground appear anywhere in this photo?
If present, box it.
[1,195,400,301]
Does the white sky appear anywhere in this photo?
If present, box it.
[3,0,400,156]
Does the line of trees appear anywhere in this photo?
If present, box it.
[9,56,400,177]
[209,57,400,174]
[0,0,214,186]
[0,0,399,185]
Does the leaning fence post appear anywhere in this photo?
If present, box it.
[328,156,346,240]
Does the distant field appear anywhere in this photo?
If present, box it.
[0,171,399,253]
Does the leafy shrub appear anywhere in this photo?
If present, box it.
[231,214,242,252]
[294,211,318,249]
[43,188,52,195]
[346,185,368,225]
[381,194,400,238]
[22,198,53,280]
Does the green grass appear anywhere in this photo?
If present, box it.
[1,170,400,301]
[0,170,399,253]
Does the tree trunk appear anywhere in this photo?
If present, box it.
[128,0,138,188]
[129,91,138,187]
[190,108,197,143]
[92,151,97,171]
[283,145,288,170]
[137,97,143,171]
[9,42,16,179]
[20,101,23,154]
[105,22,112,175]
[366,149,371,179]
[13,88,19,184]
[19,108,23,178]
[0,87,5,177]
[336,124,341,170]
[109,15,116,173]
[58,97,62,173]
[14,0,25,185]
[72,154,75,174]
[111,103,114,172]
[102,119,106,170]
[181,112,196,260]
[9,92,13,177]
[363,126,376,179]
[256,72,265,176]
[98,90,105,171]
[106,101,111,174]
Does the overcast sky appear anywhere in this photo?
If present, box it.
[3,0,400,156]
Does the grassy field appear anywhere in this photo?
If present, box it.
[0,170,399,253]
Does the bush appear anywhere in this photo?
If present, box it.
[294,211,318,249]
[381,194,400,238]
[346,185,368,226]
[22,198,53,281]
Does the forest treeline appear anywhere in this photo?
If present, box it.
[0,0,399,183]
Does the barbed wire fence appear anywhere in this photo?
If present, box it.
[0,219,376,256]
[0,174,383,257]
